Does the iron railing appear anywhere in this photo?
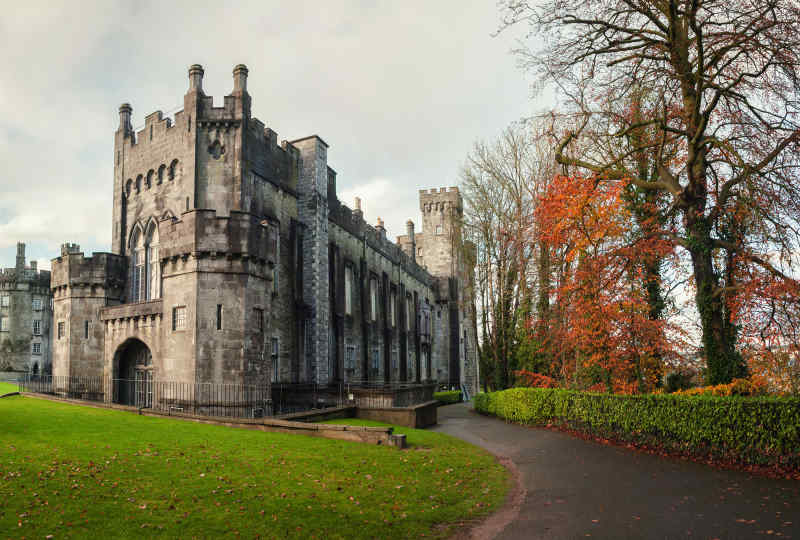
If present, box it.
[18,375,439,417]
[19,375,270,418]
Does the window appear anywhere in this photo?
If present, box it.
[272,265,279,296]
[172,306,187,331]
[0,316,8,332]
[435,225,443,235]
[345,345,356,370]
[216,304,223,330]
[57,321,65,339]
[392,347,398,373]
[0,294,8,307]
[370,277,378,322]
[271,337,279,382]
[406,296,413,331]
[344,265,353,316]
[130,222,160,302]
[32,319,41,335]
[84,320,90,339]
[372,348,380,373]
[390,291,396,327]
[32,298,42,311]
[254,308,264,332]
[32,342,41,355]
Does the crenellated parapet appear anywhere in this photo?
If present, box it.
[419,186,463,215]
[159,209,276,267]
[328,197,435,289]
[50,246,127,296]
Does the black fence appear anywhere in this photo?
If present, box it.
[18,376,438,418]
[19,375,270,418]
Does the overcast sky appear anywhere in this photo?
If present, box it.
[0,1,539,270]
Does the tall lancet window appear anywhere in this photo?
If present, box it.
[129,221,161,303]
[146,222,160,300]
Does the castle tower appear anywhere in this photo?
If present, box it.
[50,244,126,382]
[417,187,478,395]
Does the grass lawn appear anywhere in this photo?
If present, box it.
[0,396,508,539]
[0,381,19,395]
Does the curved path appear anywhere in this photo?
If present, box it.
[431,402,800,539]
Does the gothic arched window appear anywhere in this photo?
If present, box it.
[129,221,161,302]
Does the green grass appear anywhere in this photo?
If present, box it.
[0,381,19,395]
[0,396,509,539]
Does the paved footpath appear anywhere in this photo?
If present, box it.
[431,403,800,539]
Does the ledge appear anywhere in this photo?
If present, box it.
[100,299,163,321]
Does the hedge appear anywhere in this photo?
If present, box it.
[474,388,800,467]
[434,390,463,405]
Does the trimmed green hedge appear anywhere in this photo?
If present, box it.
[474,388,800,466]
[435,390,463,405]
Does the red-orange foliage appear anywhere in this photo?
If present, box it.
[514,370,558,388]
[536,174,677,393]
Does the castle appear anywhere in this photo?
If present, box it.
[0,243,53,375]
[50,64,478,408]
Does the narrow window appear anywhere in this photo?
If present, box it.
[57,321,65,339]
[406,296,413,331]
[390,291,396,327]
[84,320,89,339]
[435,225,443,235]
[344,266,353,315]
[150,124,153,141]
[33,319,41,335]
[370,278,378,322]
[172,306,187,331]
[271,337,279,382]
[372,348,380,374]
[254,308,264,332]
[186,197,190,211]
[216,304,223,330]
[0,294,9,307]
[272,265,279,295]
[32,342,41,355]
[0,316,9,332]
[188,116,191,132]
[32,298,42,311]
[345,345,356,371]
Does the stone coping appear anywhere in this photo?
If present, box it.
[100,299,164,321]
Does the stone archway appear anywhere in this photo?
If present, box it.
[113,338,153,407]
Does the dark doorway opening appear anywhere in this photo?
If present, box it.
[113,339,153,408]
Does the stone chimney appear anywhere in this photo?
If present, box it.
[188,64,204,93]
[118,103,132,135]
[376,217,386,239]
[61,243,81,257]
[15,242,25,274]
[406,220,416,262]
[353,197,363,220]
[233,64,248,94]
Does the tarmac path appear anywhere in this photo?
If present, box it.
[431,402,800,539]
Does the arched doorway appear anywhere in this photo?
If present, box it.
[113,339,153,407]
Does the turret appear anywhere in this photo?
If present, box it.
[118,103,133,136]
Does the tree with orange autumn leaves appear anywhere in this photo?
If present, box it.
[499,0,800,387]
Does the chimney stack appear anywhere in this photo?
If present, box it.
[353,197,363,220]
[15,242,25,274]
[233,64,248,94]
[118,103,132,134]
[188,64,204,93]
[376,217,386,239]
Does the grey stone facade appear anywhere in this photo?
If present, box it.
[0,243,53,375]
[50,64,479,403]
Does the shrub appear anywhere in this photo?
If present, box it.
[664,370,695,393]
[474,388,800,467]
[674,377,768,397]
[435,390,462,404]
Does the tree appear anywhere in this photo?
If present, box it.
[501,0,800,383]
[460,120,558,389]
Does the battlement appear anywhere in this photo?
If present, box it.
[159,209,276,264]
[50,249,127,290]
[419,186,463,214]
[328,198,434,287]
